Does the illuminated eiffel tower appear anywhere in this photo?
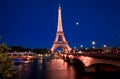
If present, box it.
[51,5,71,53]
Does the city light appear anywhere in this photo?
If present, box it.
[103,44,107,47]
[80,45,83,48]
[92,41,95,45]
[92,41,95,48]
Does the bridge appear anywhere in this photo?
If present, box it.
[8,52,35,59]
[62,53,120,72]
[73,55,120,67]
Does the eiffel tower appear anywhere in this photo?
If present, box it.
[51,5,71,53]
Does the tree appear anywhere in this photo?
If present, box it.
[25,48,32,52]
[10,46,25,52]
[32,48,50,54]
[32,48,42,54]
[0,43,15,79]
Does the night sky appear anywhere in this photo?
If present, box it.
[0,0,120,49]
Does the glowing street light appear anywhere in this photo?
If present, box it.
[92,41,95,48]
[73,46,76,53]
[74,46,76,49]
[92,41,95,45]
[85,48,88,50]
[103,44,107,48]
[80,45,83,48]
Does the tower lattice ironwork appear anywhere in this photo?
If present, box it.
[51,5,71,53]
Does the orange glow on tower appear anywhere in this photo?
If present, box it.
[51,5,71,53]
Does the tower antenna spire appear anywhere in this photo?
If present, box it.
[57,3,62,32]
[59,4,61,7]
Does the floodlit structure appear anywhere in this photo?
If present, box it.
[51,5,71,53]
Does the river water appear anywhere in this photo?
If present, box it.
[15,57,120,79]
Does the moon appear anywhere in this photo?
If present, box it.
[76,22,79,26]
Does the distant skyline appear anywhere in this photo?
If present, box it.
[0,0,120,49]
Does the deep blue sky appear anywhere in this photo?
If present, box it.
[0,0,120,49]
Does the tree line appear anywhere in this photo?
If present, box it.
[9,46,50,54]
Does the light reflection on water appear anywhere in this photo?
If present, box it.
[15,57,120,79]
[17,59,75,79]
[48,59,75,79]
[16,59,76,79]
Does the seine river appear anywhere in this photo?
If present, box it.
[15,57,120,79]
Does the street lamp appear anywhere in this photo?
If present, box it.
[73,46,76,53]
[80,45,83,48]
[92,41,95,48]
[80,45,83,51]
[103,44,107,48]
[74,47,76,49]
[85,48,88,50]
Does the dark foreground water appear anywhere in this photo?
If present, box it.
[15,58,120,79]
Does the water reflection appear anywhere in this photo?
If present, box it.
[15,57,120,79]
[16,59,76,79]
[48,59,75,79]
